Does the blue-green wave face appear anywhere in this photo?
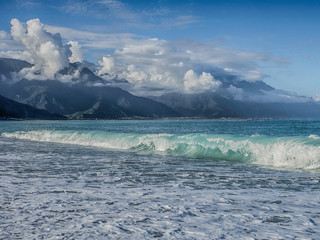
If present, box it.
[2,130,320,171]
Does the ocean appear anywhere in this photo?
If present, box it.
[0,120,319,239]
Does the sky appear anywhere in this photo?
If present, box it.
[0,0,319,97]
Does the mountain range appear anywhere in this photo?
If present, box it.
[0,94,65,120]
[0,57,319,120]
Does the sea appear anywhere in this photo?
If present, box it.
[0,119,319,239]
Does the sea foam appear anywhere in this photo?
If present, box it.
[2,130,320,171]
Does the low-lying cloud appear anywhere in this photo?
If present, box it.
[95,37,273,94]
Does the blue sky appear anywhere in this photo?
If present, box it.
[0,0,319,97]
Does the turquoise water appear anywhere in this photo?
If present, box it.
[1,120,320,239]
[2,120,320,171]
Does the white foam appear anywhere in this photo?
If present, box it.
[2,131,320,171]
[309,134,320,139]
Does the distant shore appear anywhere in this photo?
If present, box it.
[0,116,314,121]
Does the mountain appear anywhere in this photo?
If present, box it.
[151,91,320,119]
[1,80,179,119]
[0,58,32,78]
[58,62,106,84]
[0,59,179,119]
[1,57,319,120]
[0,94,66,120]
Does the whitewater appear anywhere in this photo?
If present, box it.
[1,120,320,239]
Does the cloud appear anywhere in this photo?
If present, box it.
[163,15,201,29]
[44,25,143,50]
[68,41,83,63]
[98,56,115,75]
[44,26,287,81]
[183,70,220,93]
[0,30,24,51]
[227,85,244,101]
[58,0,200,30]
[15,0,41,9]
[91,36,283,95]
[10,18,71,78]
[1,18,287,96]
[227,85,311,103]
[313,94,320,102]
[1,18,83,80]
[0,31,10,40]
[61,0,138,21]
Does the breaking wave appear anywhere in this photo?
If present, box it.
[2,130,320,171]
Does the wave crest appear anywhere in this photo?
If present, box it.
[2,130,320,171]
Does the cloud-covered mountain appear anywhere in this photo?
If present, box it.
[1,18,286,95]
[0,58,179,119]
[0,58,32,78]
[151,91,320,119]
[1,56,319,119]
[1,18,319,120]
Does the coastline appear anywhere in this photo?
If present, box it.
[0,116,318,121]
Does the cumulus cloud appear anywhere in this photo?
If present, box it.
[10,18,71,78]
[183,70,220,93]
[0,18,287,95]
[98,56,115,75]
[68,41,83,63]
[43,24,287,94]
[47,25,284,84]
[94,37,277,94]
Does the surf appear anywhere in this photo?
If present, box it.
[2,130,320,171]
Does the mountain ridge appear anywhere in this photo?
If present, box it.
[0,59,180,119]
[1,57,319,120]
[0,93,66,120]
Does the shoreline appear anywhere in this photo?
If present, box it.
[1,116,318,121]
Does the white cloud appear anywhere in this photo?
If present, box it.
[92,36,280,95]
[68,41,83,63]
[227,85,244,100]
[258,89,311,103]
[183,70,220,93]
[227,85,311,103]
[0,30,25,52]
[0,31,10,40]
[313,94,320,102]
[98,56,115,75]
[44,25,143,50]
[1,18,287,95]
[44,25,284,86]
[0,50,32,61]
[241,70,268,82]
[10,18,71,78]
[58,0,200,30]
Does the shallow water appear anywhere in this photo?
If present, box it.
[0,120,320,239]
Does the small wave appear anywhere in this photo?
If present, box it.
[2,130,320,171]
[309,134,320,139]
